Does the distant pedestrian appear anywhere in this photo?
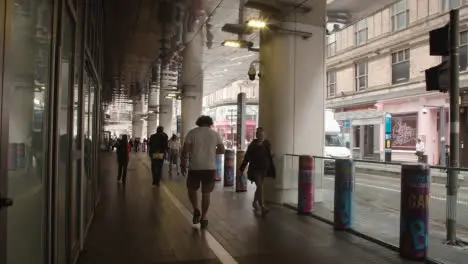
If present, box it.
[116,135,131,185]
[181,116,225,228]
[149,126,169,186]
[168,134,181,175]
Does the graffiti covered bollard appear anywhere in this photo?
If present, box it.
[298,156,315,214]
[224,150,235,187]
[333,159,355,230]
[215,154,224,181]
[235,150,248,192]
[399,163,430,261]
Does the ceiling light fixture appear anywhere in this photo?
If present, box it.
[221,40,254,49]
[246,19,267,29]
[222,40,241,48]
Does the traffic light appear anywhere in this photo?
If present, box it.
[429,24,449,56]
[426,24,449,93]
[425,61,448,92]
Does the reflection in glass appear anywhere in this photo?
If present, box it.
[83,71,96,224]
[55,11,74,263]
[6,0,52,263]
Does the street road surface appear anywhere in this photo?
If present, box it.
[316,172,468,263]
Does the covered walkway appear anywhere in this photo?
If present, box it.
[77,153,417,264]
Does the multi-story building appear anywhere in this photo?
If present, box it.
[326,0,468,166]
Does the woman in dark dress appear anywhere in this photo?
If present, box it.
[240,127,275,215]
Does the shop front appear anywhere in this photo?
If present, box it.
[334,107,383,161]
[378,93,449,165]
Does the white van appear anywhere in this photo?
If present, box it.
[324,109,351,172]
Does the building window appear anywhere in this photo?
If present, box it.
[355,61,368,91]
[327,71,336,97]
[355,19,368,45]
[460,31,468,71]
[442,0,461,11]
[391,0,409,32]
[327,34,336,58]
[392,48,410,84]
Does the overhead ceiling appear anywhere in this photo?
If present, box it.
[201,0,260,94]
[102,0,401,104]
[103,0,165,102]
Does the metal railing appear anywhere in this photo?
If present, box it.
[283,154,468,264]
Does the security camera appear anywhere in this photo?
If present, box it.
[248,64,257,81]
[422,108,428,114]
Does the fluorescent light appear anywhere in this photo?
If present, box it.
[247,19,266,29]
[222,40,241,48]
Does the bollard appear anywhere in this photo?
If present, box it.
[235,150,248,192]
[298,156,315,214]
[334,159,354,230]
[224,150,235,187]
[399,163,430,261]
[215,154,224,181]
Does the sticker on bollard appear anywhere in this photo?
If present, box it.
[224,150,235,187]
[236,151,247,192]
[298,156,314,214]
[399,163,430,261]
[215,154,224,181]
[334,159,354,230]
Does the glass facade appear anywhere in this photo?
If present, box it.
[0,0,104,263]
[4,0,53,263]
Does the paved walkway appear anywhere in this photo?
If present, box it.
[78,153,419,264]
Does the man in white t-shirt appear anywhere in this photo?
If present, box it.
[181,116,225,228]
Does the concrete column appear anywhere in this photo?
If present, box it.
[132,97,144,138]
[149,69,160,136]
[147,112,157,138]
[258,1,326,204]
[159,92,173,135]
[181,28,204,139]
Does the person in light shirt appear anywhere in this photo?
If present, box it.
[181,116,225,229]
[168,134,181,175]
[415,138,425,162]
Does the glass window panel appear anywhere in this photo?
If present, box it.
[392,61,410,84]
[395,0,407,13]
[460,31,468,45]
[398,51,404,62]
[358,62,366,74]
[56,10,74,262]
[450,0,460,9]
[460,46,468,71]
[71,30,80,255]
[396,13,406,30]
[5,0,52,263]
[359,76,367,89]
[356,19,367,30]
